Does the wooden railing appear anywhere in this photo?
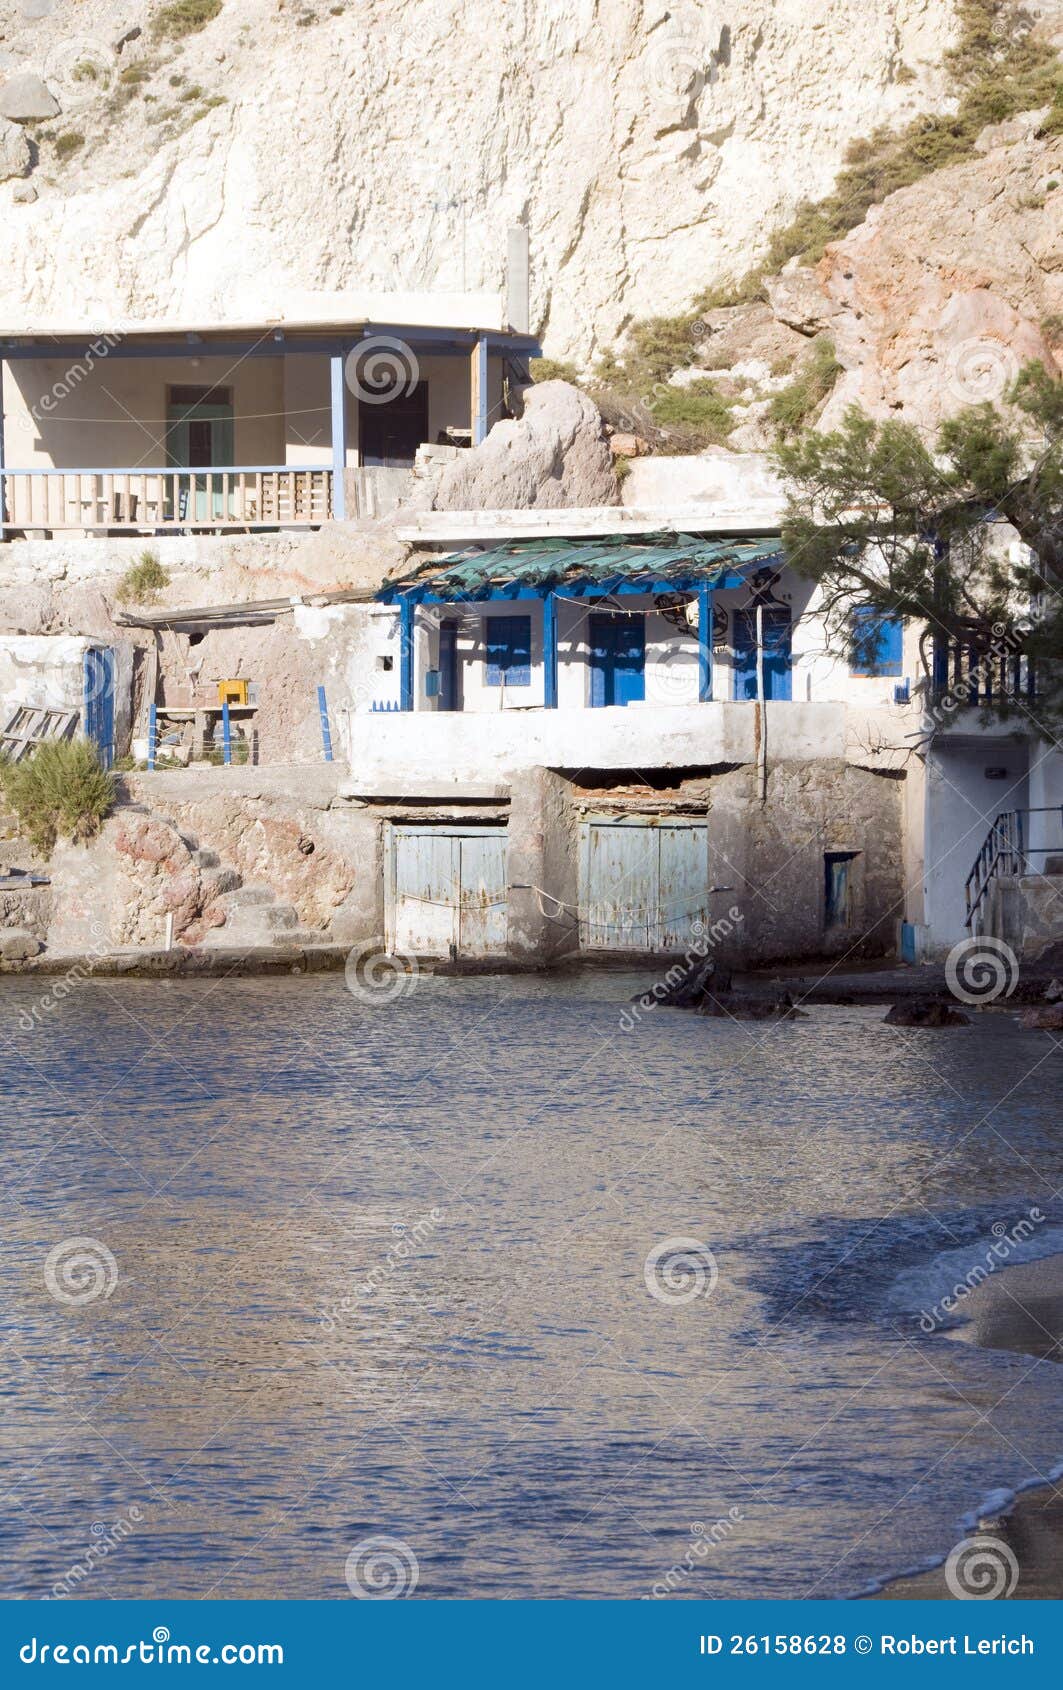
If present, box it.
[0,467,332,531]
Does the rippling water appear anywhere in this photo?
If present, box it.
[1,971,1061,1600]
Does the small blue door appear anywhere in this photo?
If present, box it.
[439,621,459,712]
[83,646,116,768]
[589,613,645,707]
[733,607,792,701]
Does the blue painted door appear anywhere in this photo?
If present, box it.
[388,825,507,957]
[83,646,115,768]
[438,621,459,712]
[580,819,709,951]
[589,613,645,707]
[733,607,792,700]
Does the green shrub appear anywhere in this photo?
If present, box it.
[530,357,581,385]
[768,338,843,437]
[152,0,223,41]
[650,379,736,447]
[0,739,116,855]
[54,132,85,159]
[115,549,170,605]
[609,3,1063,371]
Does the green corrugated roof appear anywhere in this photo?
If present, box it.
[385,533,783,599]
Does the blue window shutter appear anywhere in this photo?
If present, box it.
[485,615,531,686]
[851,607,903,677]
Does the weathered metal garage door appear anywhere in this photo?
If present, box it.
[579,818,709,951]
[386,825,508,957]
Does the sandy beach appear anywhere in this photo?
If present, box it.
[870,1254,1063,1600]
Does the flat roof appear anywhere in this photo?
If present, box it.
[396,503,787,544]
[0,290,531,345]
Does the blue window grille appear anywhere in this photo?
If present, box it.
[851,607,903,677]
[485,615,531,687]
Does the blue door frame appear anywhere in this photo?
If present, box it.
[733,607,792,701]
[83,646,116,768]
[438,621,459,712]
[589,612,645,707]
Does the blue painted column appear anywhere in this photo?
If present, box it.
[0,356,6,534]
[471,335,489,446]
[399,597,415,711]
[697,583,714,702]
[330,351,347,520]
[543,589,558,707]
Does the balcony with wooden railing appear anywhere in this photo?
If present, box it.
[0,466,332,532]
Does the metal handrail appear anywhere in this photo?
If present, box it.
[965,806,1063,930]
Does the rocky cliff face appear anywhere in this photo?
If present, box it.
[0,0,958,358]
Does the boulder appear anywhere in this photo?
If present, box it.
[1020,1003,1063,1030]
[430,382,618,511]
[884,998,971,1027]
[0,117,31,181]
[764,260,835,337]
[11,181,38,204]
[0,929,42,962]
[0,74,60,123]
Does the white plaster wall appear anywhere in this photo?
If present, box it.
[3,356,286,469]
[924,742,1031,950]
[0,634,94,715]
[373,568,921,714]
[3,348,504,473]
[342,700,904,786]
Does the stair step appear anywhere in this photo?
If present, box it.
[264,904,299,931]
[216,884,276,910]
[201,865,241,899]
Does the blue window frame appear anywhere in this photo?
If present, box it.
[851,607,903,677]
[485,615,531,687]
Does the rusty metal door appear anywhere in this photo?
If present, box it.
[387,825,507,957]
[579,818,708,952]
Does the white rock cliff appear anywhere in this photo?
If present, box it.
[0,0,959,357]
